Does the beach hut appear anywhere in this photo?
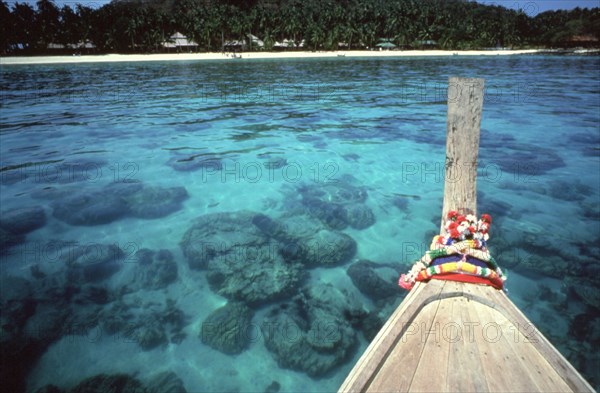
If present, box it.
[163,32,198,52]
[376,39,396,50]
[247,34,264,49]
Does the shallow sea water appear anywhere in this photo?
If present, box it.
[1,55,599,392]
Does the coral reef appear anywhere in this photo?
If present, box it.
[128,249,178,291]
[261,284,364,377]
[181,211,306,305]
[298,180,376,230]
[347,260,401,301]
[34,371,188,393]
[200,302,254,354]
[50,180,188,226]
[101,298,187,350]
[0,205,47,235]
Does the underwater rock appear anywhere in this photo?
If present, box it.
[50,181,188,226]
[0,169,28,185]
[145,371,187,393]
[392,196,409,212]
[1,276,33,304]
[477,191,518,222]
[104,180,145,197]
[51,190,129,226]
[5,302,86,393]
[206,248,303,306]
[496,148,566,175]
[167,155,222,172]
[181,211,306,305]
[34,385,64,393]
[124,185,188,219]
[36,371,188,393]
[251,214,291,241]
[262,157,287,170]
[65,244,125,283]
[2,329,48,393]
[69,374,147,393]
[200,302,254,354]
[106,180,188,219]
[504,251,569,279]
[0,227,24,255]
[264,381,281,393]
[345,203,376,229]
[262,284,362,377]
[126,317,168,350]
[0,277,37,336]
[300,180,368,204]
[30,185,79,200]
[27,304,84,345]
[342,153,360,162]
[347,260,400,301]
[180,211,263,269]
[253,214,357,268]
[568,132,600,157]
[303,197,349,229]
[53,158,109,184]
[361,311,386,342]
[547,179,593,202]
[298,181,375,230]
[3,280,103,393]
[101,302,132,336]
[482,136,566,176]
[570,312,600,348]
[496,180,548,196]
[130,249,178,291]
[73,285,111,305]
[292,229,357,267]
[579,200,600,221]
[101,298,186,351]
[0,205,46,235]
[565,276,600,310]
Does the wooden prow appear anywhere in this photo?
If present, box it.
[338,77,594,393]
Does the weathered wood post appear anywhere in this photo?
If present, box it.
[440,77,485,233]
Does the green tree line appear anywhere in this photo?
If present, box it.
[1,0,599,55]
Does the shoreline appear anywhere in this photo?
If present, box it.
[0,49,546,65]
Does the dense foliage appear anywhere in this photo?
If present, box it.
[1,0,599,54]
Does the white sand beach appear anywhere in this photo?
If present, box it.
[0,49,543,65]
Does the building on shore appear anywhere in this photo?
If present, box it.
[163,32,198,52]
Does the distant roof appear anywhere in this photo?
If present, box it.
[163,32,198,48]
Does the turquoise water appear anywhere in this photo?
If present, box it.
[1,56,599,392]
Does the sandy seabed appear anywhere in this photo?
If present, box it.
[0,49,543,65]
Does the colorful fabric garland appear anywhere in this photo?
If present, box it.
[398,211,506,291]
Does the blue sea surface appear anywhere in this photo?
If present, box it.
[1,55,599,392]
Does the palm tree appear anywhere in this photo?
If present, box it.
[11,2,36,52]
[36,0,60,50]
[0,1,13,53]
[58,4,80,48]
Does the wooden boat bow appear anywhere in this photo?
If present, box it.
[339,77,594,393]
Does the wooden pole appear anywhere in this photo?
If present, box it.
[440,77,485,233]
